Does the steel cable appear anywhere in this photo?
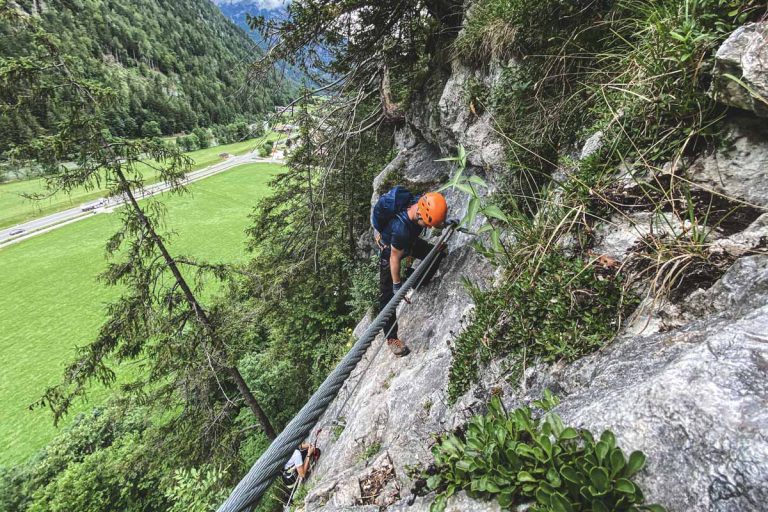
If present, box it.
[217,225,456,512]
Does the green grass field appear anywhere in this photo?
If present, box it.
[0,133,281,230]
[0,162,282,466]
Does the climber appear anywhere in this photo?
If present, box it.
[371,186,449,357]
[282,442,321,486]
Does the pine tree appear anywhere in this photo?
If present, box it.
[0,4,276,440]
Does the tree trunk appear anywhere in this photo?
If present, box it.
[115,167,277,440]
[227,367,277,439]
[379,65,404,122]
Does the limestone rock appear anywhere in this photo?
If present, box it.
[407,60,507,174]
[689,116,768,208]
[371,142,451,198]
[389,492,505,511]
[709,212,768,258]
[303,245,493,511]
[580,130,604,160]
[711,22,768,117]
[437,63,506,170]
[524,255,768,512]
[299,38,768,512]
[591,211,688,262]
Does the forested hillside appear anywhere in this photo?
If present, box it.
[0,0,290,152]
[213,1,318,83]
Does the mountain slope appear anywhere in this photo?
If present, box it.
[213,0,286,49]
[0,0,291,148]
[212,1,310,83]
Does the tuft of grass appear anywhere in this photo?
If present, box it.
[359,441,382,462]
[331,417,347,441]
[382,370,396,391]
[448,251,636,403]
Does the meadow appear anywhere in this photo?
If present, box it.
[0,162,282,466]
[0,133,282,230]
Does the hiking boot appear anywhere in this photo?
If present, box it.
[387,338,410,357]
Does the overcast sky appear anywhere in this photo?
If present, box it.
[212,0,287,9]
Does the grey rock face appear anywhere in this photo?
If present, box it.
[304,245,493,511]
[689,116,768,208]
[407,60,507,174]
[709,212,768,258]
[711,22,768,117]
[591,211,688,262]
[542,255,768,512]
[437,63,506,170]
[371,143,451,201]
[579,130,604,160]
[296,39,768,512]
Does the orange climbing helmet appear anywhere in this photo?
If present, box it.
[417,192,448,227]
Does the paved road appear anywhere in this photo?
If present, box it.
[0,151,283,247]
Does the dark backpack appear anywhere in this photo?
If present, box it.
[371,186,415,233]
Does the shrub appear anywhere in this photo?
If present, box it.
[164,464,230,512]
[448,252,636,403]
[141,120,163,138]
[259,140,274,157]
[176,133,200,152]
[347,255,380,319]
[422,394,666,512]
[193,127,212,149]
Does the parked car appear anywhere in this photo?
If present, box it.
[80,199,105,212]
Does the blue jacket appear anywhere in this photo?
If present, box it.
[381,210,423,257]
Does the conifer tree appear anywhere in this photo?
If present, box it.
[0,4,276,440]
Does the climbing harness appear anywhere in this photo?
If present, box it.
[217,225,456,512]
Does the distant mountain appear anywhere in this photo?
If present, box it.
[212,1,289,49]
[212,1,314,85]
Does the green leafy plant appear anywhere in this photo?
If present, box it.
[331,416,347,441]
[164,464,231,512]
[423,395,665,512]
[438,145,512,261]
[360,441,383,461]
[382,370,397,391]
[448,251,636,403]
[332,417,347,441]
[464,77,489,116]
[287,482,311,512]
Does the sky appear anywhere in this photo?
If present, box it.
[212,0,287,9]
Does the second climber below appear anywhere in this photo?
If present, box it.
[371,186,450,357]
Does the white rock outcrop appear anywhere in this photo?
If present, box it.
[711,22,768,117]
